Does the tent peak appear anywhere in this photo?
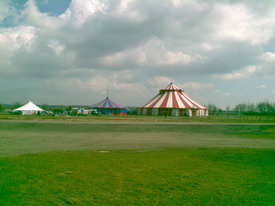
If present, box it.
[92,96,127,109]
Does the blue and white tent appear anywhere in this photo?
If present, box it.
[91,97,128,115]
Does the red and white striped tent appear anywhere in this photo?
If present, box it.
[138,82,208,116]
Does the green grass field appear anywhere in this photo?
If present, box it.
[1,113,275,123]
[1,118,275,205]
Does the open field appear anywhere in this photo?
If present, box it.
[1,120,275,157]
[1,118,275,205]
[1,113,275,123]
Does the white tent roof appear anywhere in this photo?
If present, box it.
[13,101,44,112]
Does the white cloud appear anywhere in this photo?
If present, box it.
[212,3,275,45]
[180,82,215,90]
[23,0,61,29]
[101,38,205,66]
[170,0,208,12]
[212,65,260,80]
[0,25,36,52]
[59,0,108,24]
[194,43,220,51]
[112,70,134,81]
[148,76,174,87]
[1,0,275,107]
[0,1,12,21]
[157,51,205,65]
[48,40,64,55]
[88,70,145,93]
[256,85,267,90]
[101,48,146,66]
[47,77,85,90]
[214,90,231,97]
[113,0,147,23]
[261,52,275,62]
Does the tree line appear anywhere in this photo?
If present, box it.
[207,100,275,116]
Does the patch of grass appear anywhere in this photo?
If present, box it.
[1,148,274,205]
[1,121,275,136]
[226,125,275,139]
[1,121,275,157]
[1,120,274,205]
[1,113,275,123]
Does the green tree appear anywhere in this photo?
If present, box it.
[234,103,247,112]
[247,103,256,112]
[0,104,3,112]
[66,106,72,112]
[12,102,22,109]
[207,104,220,112]
[257,101,273,114]
[41,104,50,111]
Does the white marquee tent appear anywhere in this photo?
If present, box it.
[13,101,44,115]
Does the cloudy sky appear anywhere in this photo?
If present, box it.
[1,0,275,108]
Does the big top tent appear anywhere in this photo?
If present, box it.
[138,82,208,117]
[91,96,128,115]
[13,101,44,115]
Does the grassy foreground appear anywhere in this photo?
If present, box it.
[1,148,275,205]
[0,119,275,205]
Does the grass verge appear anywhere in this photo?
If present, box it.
[1,148,274,205]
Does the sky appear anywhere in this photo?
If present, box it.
[1,0,275,108]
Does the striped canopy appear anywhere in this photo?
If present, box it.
[139,82,206,109]
[92,97,127,109]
